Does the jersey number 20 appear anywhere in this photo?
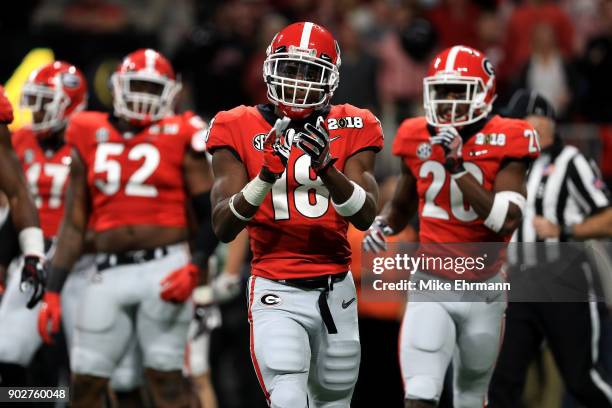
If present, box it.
[420,161,484,222]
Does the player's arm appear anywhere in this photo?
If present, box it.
[363,160,418,253]
[183,149,218,276]
[318,149,378,231]
[0,124,43,254]
[379,161,419,232]
[211,117,290,243]
[533,207,612,240]
[454,160,527,236]
[46,149,89,293]
[159,147,221,304]
[0,92,46,308]
[210,148,251,243]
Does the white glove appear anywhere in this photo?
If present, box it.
[192,272,241,305]
[363,216,395,253]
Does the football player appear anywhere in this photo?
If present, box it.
[207,22,383,407]
[37,49,217,407]
[363,45,540,408]
[0,86,46,315]
[0,61,87,386]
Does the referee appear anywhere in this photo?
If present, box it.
[489,90,612,408]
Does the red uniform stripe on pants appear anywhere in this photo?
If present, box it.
[248,276,271,403]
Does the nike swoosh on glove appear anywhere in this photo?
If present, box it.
[160,263,199,303]
[295,116,337,174]
[430,126,465,174]
[38,291,61,344]
[363,216,395,253]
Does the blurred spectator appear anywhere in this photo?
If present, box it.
[332,20,380,115]
[243,13,288,107]
[476,10,505,69]
[578,0,612,123]
[513,22,580,118]
[561,0,603,54]
[376,1,435,122]
[174,1,262,118]
[502,0,574,83]
[426,0,482,49]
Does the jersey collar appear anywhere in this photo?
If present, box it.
[426,114,492,142]
[256,103,332,131]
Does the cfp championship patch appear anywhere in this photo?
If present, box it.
[475,132,506,146]
[260,293,282,306]
[416,142,432,160]
[253,133,266,151]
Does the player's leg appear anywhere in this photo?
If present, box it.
[108,337,144,407]
[136,244,192,408]
[488,302,543,408]
[184,305,222,408]
[308,272,361,408]
[70,264,136,408]
[452,300,506,408]
[399,300,456,408]
[0,257,43,385]
[541,301,612,408]
[248,276,311,408]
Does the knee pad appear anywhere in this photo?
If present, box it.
[405,375,441,402]
[270,378,308,408]
[259,326,309,374]
[457,333,499,375]
[71,346,115,378]
[76,291,119,333]
[0,335,38,366]
[316,339,360,393]
[405,304,451,353]
[110,366,143,392]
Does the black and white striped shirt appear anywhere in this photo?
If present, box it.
[512,142,611,264]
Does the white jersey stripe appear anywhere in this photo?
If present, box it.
[300,22,314,49]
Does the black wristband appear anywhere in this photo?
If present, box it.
[446,158,465,174]
[46,265,70,293]
[259,167,279,183]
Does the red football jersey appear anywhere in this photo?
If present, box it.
[392,115,540,278]
[206,104,384,280]
[12,128,71,238]
[66,111,207,232]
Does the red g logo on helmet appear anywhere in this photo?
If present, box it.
[263,22,341,120]
[423,45,496,127]
[20,61,88,134]
[111,48,182,126]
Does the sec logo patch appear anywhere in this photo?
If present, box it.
[253,133,266,151]
[416,142,432,160]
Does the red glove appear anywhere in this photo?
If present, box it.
[0,86,14,124]
[160,263,199,303]
[262,117,291,178]
[38,291,61,344]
